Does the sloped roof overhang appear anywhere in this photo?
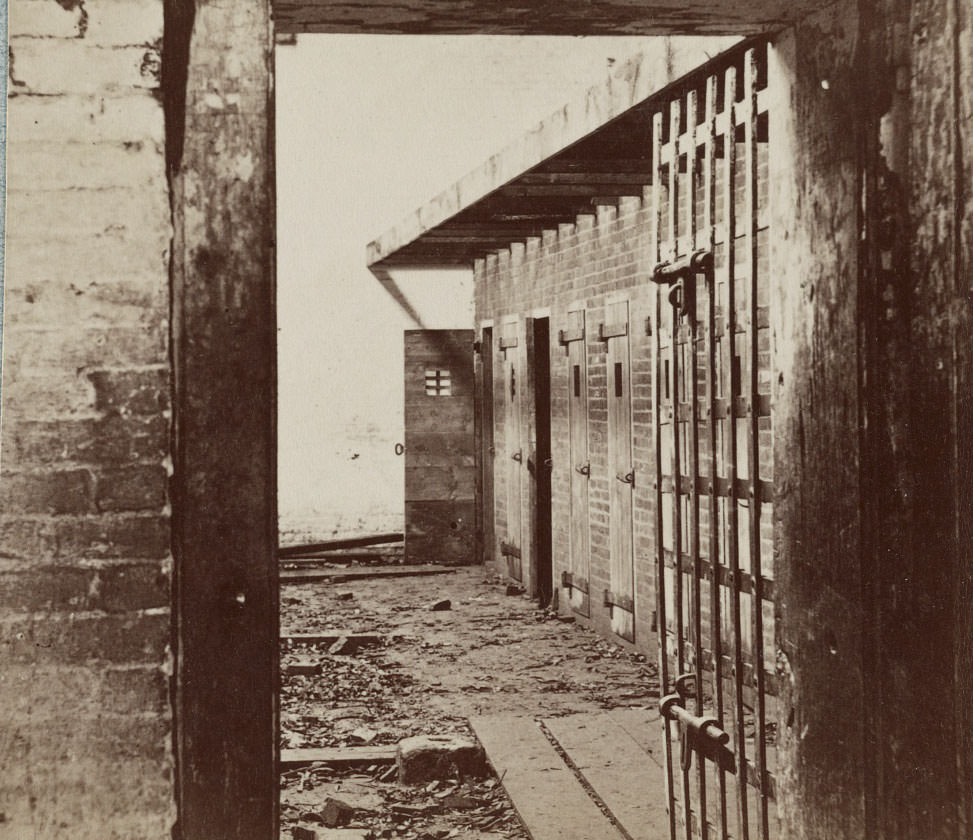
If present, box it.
[366,37,747,272]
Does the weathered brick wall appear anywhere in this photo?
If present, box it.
[1,0,174,836]
[476,196,658,653]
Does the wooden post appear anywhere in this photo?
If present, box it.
[167,0,278,836]
[769,6,867,838]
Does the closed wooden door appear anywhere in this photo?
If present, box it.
[479,327,496,565]
[563,309,590,615]
[605,300,635,641]
[500,320,523,581]
[403,330,475,564]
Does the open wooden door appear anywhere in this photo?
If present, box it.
[403,330,476,564]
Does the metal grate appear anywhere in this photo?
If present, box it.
[649,41,776,840]
[424,369,452,396]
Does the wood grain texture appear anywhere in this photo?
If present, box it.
[769,10,866,839]
[274,0,819,35]
[169,0,278,835]
[470,714,624,840]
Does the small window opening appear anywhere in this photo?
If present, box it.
[425,369,451,396]
[573,365,581,397]
[614,362,624,398]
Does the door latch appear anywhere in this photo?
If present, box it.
[615,469,635,486]
[512,449,523,463]
[575,462,591,477]
[659,673,735,773]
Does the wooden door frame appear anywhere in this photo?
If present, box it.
[169,2,971,837]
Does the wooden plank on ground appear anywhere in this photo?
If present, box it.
[281,632,391,647]
[278,532,404,557]
[604,706,662,757]
[281,746,397,767]
[543,712,668,840]
[470,714,624,840]
[280,564,456,584]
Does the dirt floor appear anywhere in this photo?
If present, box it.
[280,564,661,839]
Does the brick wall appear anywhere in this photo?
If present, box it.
[1,0,173,836]
[476,196,659,654]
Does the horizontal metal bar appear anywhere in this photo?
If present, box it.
[599,321,628,340]
[603,589,634,612]
[558,327,585,344]
[663,647,779,698]
[561,570,590,593]
[500,540,521,559]
[663,548,777,600]
[659,473,775,504]
[712,394,772,419]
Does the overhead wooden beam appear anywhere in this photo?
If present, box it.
[274,0,817,35]
[518,172,652,185]
[366,39,741,269]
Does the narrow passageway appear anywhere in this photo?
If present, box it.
[280,564,664,839]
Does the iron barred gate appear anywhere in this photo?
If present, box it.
[649,42,777,840]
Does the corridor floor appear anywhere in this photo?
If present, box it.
[280,564,662,839]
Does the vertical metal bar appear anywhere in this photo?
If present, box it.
[652,110,678,840]
[743,48,770,840]
[721,63,750,840]
[668,96,692,840]
[703,71,729,840]
[685,87,709,840]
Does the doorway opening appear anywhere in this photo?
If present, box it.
[529,316,553,606]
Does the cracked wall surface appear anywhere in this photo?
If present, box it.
[1,0,175,836]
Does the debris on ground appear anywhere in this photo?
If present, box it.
[280,565,660,839]
[428,599,451,612]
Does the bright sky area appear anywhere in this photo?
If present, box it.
[275,34,688,543]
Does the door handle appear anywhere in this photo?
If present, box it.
[615,470,635,485]
[543,458,553,470]
[575,463,590,477]
[512,449,523,463]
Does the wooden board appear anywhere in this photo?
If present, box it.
[280,746,397,767]
[279,565,456,584]
[566,308,591,616]
[404,330,476,565]
[404,501,475,565]
[501,319,524,581]
[605,299,635,641]
[469,714,624,840]
[281,633,390,646]
[543,712,669,840]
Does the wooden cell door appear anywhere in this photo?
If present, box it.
[499,319,524,581]
[403,330,476,565]
[650,42,778,840]
[604,300,636,642]
[478,326,496,565]
[561,309,590,615]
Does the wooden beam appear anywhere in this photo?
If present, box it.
[281,747,397,767]
[170,0,278,835]
[366,39,741,269]
[273,0,818,35]
[279,532,403,556]
[495,183,647,198]
[280,564,457,583]
[771,9,866,838]
[518,172,652,185]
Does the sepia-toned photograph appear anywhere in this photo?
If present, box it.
[0,1,970,839]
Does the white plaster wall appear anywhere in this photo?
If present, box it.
[275,34,720,544]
